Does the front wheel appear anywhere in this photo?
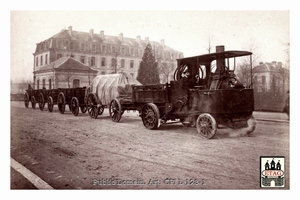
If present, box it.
[24,92,29,108]
[57,92,66,114]
[87,93,99,119]
[38,93,45,111]
[196,113,217,139]
[109,99,122,122]
[31,96,36,109]
[47,96,54,112]
[70,97,79,116]
[141,103,160,130]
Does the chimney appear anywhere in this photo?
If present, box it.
[136,35,141,43]
[119,33,123,42]
[89,29,94,38]
[216,45,226,73]
[145,37,149,44]
[100,30,104,40]
[272,61,277,67]
[161,39,165,46]
[68,26,72,36]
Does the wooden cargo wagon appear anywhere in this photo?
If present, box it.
[85,72,142,121]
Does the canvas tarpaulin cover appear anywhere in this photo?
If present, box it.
[88,72,142,105]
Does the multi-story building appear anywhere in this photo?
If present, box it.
[252,61,289,111]
[33,26,184,89]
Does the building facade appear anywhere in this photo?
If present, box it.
[34,56,98,89]
[252,61,289,111]
[33,26,184,88]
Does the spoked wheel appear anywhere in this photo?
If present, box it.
[57,92,66,114]
[141,103,160,130]
[80,106,87,113]
[24,92,29,108]
[87,93,99,119]
[47,96,54,112]
[70,97,79,116]
[109,99,122,122]
[196,113,217,139]
[38,93,45,111]
[31,96,36,109]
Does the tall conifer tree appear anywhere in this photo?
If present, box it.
[137,43,160,85]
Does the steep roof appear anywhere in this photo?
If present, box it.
[34,57,98,74]
[40,27,182,54]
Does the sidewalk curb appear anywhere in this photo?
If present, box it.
[255,118,289,123]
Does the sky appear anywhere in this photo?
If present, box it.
[8,6,292,83]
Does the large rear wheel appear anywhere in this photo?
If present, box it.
[141,103,160,130]
[196,113,217,139]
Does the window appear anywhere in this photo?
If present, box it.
[37,80,40,90]
[36,57,38,66]
[101,58,106,67]
[92,44,96,52]
[40,56,43,66]
[73,79,80,88]
[49,79,52,89]
[91,57,95,66]
[130,60,134,68]
[57,54,62,60]
[81,43,85,51]
[102,45,106,53]
[112,46,116,54]
[198,65,207,79]
[80,56,85,64]
[111,58,117,67]
[262,76,266,92]
[64,40,69,49]
[45,54,48,65]
[121,59,125,68]
[58,40,63,49]
[139,49,143,57]
[121,47,125,55]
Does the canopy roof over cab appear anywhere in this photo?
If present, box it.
[89,72,142,105]
[177,50,252,64]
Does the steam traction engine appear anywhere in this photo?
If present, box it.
[133,45,256,139]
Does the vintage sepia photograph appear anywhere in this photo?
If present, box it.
[5,0,298,198]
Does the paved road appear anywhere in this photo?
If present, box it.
[10,101,290,189]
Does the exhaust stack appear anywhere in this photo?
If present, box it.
[215,45,226,73]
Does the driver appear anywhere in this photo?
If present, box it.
[179,69,193,95]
